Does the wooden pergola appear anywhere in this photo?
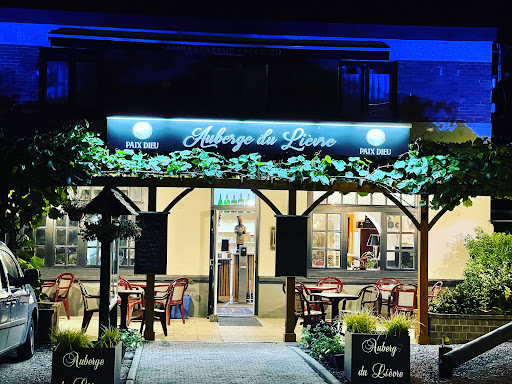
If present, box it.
[91,175,446,345]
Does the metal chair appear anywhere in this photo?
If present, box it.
[375,277,401,316]
[118,275,143,326]
[294,282,329,326]
[317,276,343,293]
[41,273,74,319]
[428,281,443,301]
[389,283,417,316]
[77,280,99,331]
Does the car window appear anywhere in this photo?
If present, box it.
[0,250,20,288]
[0,258,8,292]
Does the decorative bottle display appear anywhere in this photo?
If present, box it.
[246,194,255,206]
[217,195,223,205]
[224,195,230,205]
[238,193,244,205]
[231,194,237,205]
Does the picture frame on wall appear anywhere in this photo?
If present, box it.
[270,226,276,250]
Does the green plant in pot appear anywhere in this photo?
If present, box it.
[51,326,123,384]
[343,309,411,384]
[80,216,141,244]
[300,321,345,370]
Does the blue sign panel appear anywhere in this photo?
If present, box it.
[107,117,410,158]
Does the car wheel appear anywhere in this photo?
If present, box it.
[17,318,35,361]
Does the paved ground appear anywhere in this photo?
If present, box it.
[134,341,327,384]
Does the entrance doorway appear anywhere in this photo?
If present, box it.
[212,190,257,317]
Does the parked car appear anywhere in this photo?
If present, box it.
[0,241,39,360]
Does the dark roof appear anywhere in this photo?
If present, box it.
[83,186,139,216]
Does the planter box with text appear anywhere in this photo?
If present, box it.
[52,342,122,384]
[344,332,410,384]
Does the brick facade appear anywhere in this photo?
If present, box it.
[397,61,492,123]
[429,313,512,344]
[0,44,39,105]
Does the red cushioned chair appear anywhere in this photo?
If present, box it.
[317,276,343,293]
[375,277,401,316]
[389,283,418,316]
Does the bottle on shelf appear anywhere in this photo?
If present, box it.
[246,194,255,206]
[238,193,244,205]
[217,195,223,205]
[224,195,230,205]
[231,194,237,205]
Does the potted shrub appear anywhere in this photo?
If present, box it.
[344,310,411,384]
[300,321,345,370]
[62,195,88,222]
[51,326,123,384]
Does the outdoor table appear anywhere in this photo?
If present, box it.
[118,288,144,329]
[316,292,359,322]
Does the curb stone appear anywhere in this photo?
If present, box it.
[289,346,342,384]
[126,345,144,384]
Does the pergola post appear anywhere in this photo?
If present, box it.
[284,189,297,342]
[417,194,430,345]
[143,186,157,341]
[98,212,112,338]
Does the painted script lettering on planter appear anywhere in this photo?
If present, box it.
[372,363,404,379]
[361,337,400,357]
[62,351,105,370]
[71,378,95,384]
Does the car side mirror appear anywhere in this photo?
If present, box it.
[22,269,40,285]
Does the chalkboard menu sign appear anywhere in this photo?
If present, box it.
[135,212,169,274]
[275,215,308,277]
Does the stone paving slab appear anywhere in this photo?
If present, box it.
[134,341,328,384]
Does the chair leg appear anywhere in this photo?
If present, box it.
[62,299,70,320]
[82,311,94,330]
[140,311,145,334]
[179,304,185,324]
[158,313,167,336]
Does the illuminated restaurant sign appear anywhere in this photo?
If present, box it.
[107,117,410,158]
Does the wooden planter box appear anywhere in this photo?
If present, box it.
[52,342,122,384]
[429,312,512,344]
[344,332,410,384]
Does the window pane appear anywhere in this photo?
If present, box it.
[312,250,325,267]
[35,228,46,245]
[327,251,340,268]
[358,193,371,205]
[119,249,128,266]
[129,249,135,266]
[372,193,386,205]
[46,61,69,103]
[327,232,340,249]
[312,232,326,248]
[68,248,77,265]
[368,70,391,119]
[403,216,416,232]
[402,234,415,248]
[312,214,326,230]
[387,234,400,251]
[341,65,362,117]
[55,248,66,265]
[387,215,400,232]
[328,214,341,230]
[401,251,414,269]
[387,251,397,269]
[343,192,357,205]
[327,192,342,205]
[56,229,66,245]
[87,248,98,266]
[402,194,416,207]
[55,216,66,227]
[67,230,78,246]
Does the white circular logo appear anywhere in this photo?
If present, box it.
[366,129,386,146]
[132,122,153,140]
